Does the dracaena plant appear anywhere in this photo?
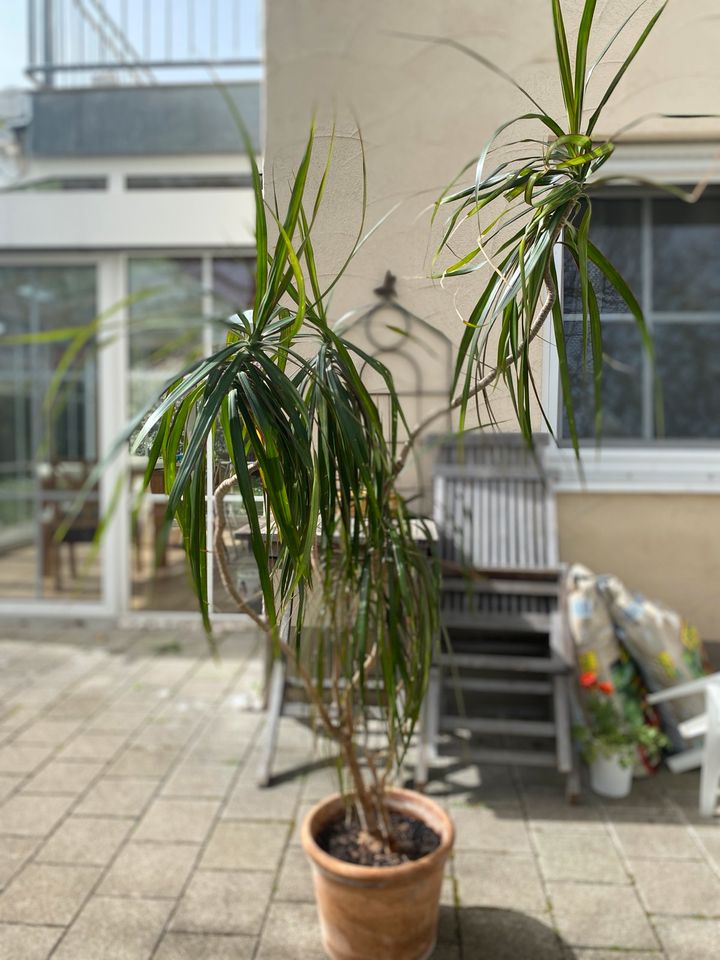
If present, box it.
[405,0,710,452]
[124,0,700,850]
[131,123,438,843]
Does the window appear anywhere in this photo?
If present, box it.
[560,191,720,443]
[0,264,101,601]
[126,254,259,614]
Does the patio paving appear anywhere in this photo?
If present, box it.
[0,622,719,959]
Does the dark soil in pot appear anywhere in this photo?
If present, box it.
[318,810,441,867]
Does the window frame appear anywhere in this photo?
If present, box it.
[542,142,720,492]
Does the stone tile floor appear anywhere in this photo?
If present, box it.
[0,622,719,959]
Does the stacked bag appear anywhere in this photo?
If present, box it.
[566,564,710,761]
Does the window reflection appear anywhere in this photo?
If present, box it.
[0,265,101,600]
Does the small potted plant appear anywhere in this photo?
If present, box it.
[573,672,668,799]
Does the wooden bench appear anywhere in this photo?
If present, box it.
[416,433,579,797]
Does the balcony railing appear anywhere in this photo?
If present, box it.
[27,0,262,88]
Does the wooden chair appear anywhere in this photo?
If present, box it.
[40,462,99,592]
[417,433,579,797]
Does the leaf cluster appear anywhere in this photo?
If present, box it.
[429,1,674,451]
[573,692,669,767]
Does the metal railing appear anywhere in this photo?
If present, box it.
[27,0,262,88]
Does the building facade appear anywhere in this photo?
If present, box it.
[3,0,720,640]
[264,0,720,639]
[0,0,261,621]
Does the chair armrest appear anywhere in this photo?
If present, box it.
[647,672,720,705]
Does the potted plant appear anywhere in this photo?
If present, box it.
[109,2,696,956]
[573,671,668,798]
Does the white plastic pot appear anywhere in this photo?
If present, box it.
[589,753,633,799]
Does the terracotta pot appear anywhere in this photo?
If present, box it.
[301,787,454,960]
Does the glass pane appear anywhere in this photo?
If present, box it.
[0,265,100,601]
[654,323,720,439]
[211,468,263,614]
[561,320,644,439]
[127,258,204,421]
[0,499,36,599]
[653,196,720,312]
[130,493,198,613]
[563,198,642,314]
[212,257,255,319]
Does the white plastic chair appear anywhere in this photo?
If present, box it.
[647,674,720,816]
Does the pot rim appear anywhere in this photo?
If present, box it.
[300,786,454,883]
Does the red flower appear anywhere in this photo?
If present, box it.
[598,680,614,695]
[580,671,598,689]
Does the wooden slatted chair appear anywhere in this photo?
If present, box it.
[416,433,579,797]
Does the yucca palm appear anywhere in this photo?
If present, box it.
[397,0,710,461]
[127,0,698,846]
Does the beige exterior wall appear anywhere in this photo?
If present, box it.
[265,1,720,636]
[559,494,720,641]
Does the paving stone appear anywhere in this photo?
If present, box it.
[0,794,75,837]
[0,863,100,925]
[600,778,675,808]
[611,820,700,862]
[525,796,607,833]
[23,760,103,796]
[154,932,256,959]
[184,741,247,767]
[75,776,157,817]
[548,881,658,950]
[0,778,19,804]
[516,767,569,794]
[223,775,302,821]
[690,824,720,867]
[450,804,532,854]
[255,901,325,960]
[99,841,198,898]
[201,820,289,872]
[0,708,35,733]
[654,916,720,960]
[572,953,664,959]
[301,761,346,802]
[132,720,199,751]
[289,802,317,846]
[57,733,128,762]
[106,745,180,779]
[45,697,105,721]
[0,744,53,776]
[275,846,314,902]
[630,857,720,916]
[85,707,149,735]
[458,907,564,960]
[161,763,235,799]
[0,922,62,959]
[133,798,219,844]
[0,837,38,888]
[534,831,629,883]
[604,804,683,824]
[14,720,84,746]
[171,869,273,935]
[454,852,548,913]
[52,896,173,960]
[36,816,132,866]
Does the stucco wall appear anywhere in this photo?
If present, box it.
[265,0,720,325]
[265,1,720,635]
[558,493,720,641]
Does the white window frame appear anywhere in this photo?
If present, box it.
[542,142,720,493]
[0,249,255,622]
